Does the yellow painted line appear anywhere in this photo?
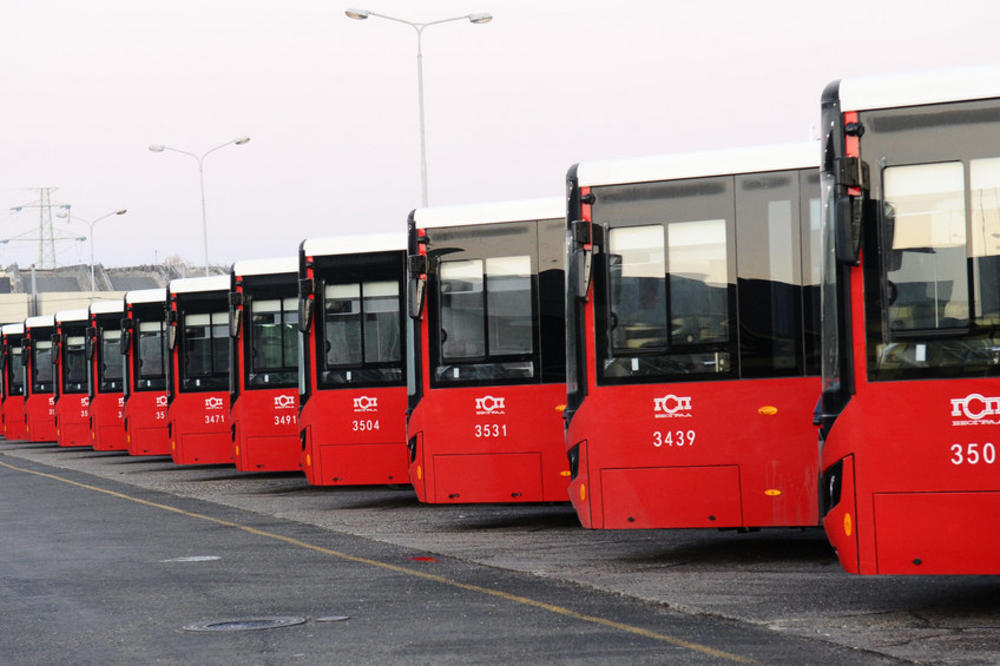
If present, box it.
[0,458,754,664]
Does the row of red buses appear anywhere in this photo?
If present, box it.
[166,276,233,465]
[818,67,1000,574]
[24,315,56,442]
[1,323,27,440]
[54,309,92,447]
[229,258,302,472]
[298,234,409,486]
[87,300,127,451]
[405,198,570,503]
[564,144,822,530]
[122,289,170,456]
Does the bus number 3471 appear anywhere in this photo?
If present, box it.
[654,430,696,448]
[950,442,996,465]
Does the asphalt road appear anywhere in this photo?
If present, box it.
[1,440,998,664]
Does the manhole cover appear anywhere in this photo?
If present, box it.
[183,617,307,632]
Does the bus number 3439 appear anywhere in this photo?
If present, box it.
[654,430,696,448]
[950,442,996,465]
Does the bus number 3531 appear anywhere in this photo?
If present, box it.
[653,430,696,448]
[951,442,996,465]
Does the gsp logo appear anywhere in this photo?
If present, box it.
[80,396,90,408]
[155,395,168,408]
[274,394,296,410]
[653,394,692,419]
[475,395,505,415]
[950,393,1000,426]
[205,396,224,410]
[353,396,378,413]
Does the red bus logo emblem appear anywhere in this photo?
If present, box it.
[653,394,692,418]
[80,396,89,408]
[48,396,55,406]
[205,397,224,410]
[353,396,378,412]
[950,393,1000,426]
[155,395,168,408]
[475,395,505,415]
[274,394,296,410]
[118,397,125,408]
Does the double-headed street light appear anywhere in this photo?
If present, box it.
[148,137,250,276]
[345,8,492,207]
[56,207,127,298]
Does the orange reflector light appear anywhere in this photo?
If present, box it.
[844,512,853,537]
[560,470,571,477]
[234,445,239,457]
[417,465,423,481]
[306,453,312,467]
[758,405,778,416]
[555,404,566,413]
[171,441,176,451]
[579,484,586,502]
[764,489,781,496]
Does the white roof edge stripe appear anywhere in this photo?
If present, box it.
[126,288,167,304]
[577,142,819,187]
[170,275,231,294]
[232,256,298,276]
[55,308,91,322]
[2,323,24,335]
[414,197,565,229]
[25,315,55,328]
[303,232,407,257]
[90,300,124,315]
[839,64,1000,112]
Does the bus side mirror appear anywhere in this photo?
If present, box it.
[298,278,314,334]
[570,220,594,300]
[166,310,178,351]
[882,202,903,273]
[85,327,96,361]
[229,291,243,338]
[408,254,427,320]
[835,194,862,265]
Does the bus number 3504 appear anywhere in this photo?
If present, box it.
[653,430,696,448]
[951,442,996,465]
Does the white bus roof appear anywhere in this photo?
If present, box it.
[302,232,406,257]
[2,323,24,335]
[413,197,565,229]
[25,315,55,328]
[90,300,124,315]
[838,65,1000,113]
[232,256,298,277]
[170,275,231,294]
[55,308,90,324]
[576,142,819,188]
[125,288,166,304]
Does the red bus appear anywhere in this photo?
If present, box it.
[229,257,302,473]
[564,144,821,529]
[53,309,92,447]
[406,198,569,503]
[1,323,27,440]
[23,315,57,442]
[122,288,170,456]
[818,68,1000,574]
[298,233,409,486]
[87,301,127,451]
[166,275,233,465]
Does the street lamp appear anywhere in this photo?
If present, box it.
[56,207,127,298]
[148,136,251,276]
[345,8,492,207]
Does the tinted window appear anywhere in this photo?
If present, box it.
[62,335,87,393]
[181,311,229,391]
[248,297,298,387]
[99,328,123,392]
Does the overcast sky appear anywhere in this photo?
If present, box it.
[1,0,998,269]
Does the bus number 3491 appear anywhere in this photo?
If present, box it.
[654,430,696,448]
[950,442,996,465]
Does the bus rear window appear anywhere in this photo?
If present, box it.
[248,297,298,387]
[320,280,402,386]
[182,312,229,391]
[32,340,53,393]
[62,335,87,393]
[99,329,123,392]
[136,321,166,390]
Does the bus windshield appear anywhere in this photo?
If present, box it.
[62,335,87,393]
[99,328,123,392]
[8,347,24,396]
[135,320,166,390]
[181,311,229,391]
[321,280,402,386]
[248,297,298,387]
[32,339,54,393]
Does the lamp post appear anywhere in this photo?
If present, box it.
[56,207,127,298]
[345,8,492,207]
[148,137,250,276]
